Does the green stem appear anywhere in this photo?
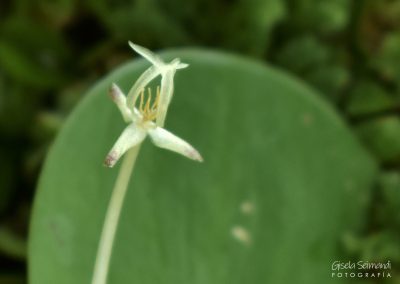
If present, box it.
[91,145,141,284]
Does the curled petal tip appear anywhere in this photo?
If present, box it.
[108,83,122,100]
[188,149,203,162]
[128,41,162,67]
[128,41,143,55]
[104,151,118,168]
[171,58,188,70]
[128,41,136,49]
[177,63,189,69]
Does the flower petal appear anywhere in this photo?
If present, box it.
[126,65,161,109]
[156,69,175,127]
[148,127,203,162]
[170,58,189,70]
[128,41,164,67]
[104,123,147,167]
[177,63,189,69]
[109,83,134,122]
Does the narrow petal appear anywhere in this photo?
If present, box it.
[128,41,164,67]
[170,58,189,70]
[104,123,147,167]
[109,83,134,122]
[177,63,189,69]
[156,69,175,127]
[126,65,160,109]
[148,127,203,162]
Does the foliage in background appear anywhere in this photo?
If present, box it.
[0,0,400,282]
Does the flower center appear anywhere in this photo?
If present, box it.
[138,86,160,122]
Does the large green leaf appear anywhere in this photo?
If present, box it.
[29,50,377,284]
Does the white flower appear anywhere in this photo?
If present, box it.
[126,42,188,127]
[104,84,203,167]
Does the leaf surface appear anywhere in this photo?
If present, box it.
[29,50,377,284]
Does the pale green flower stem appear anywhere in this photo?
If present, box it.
[91,145,141,284]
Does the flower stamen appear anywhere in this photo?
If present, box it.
[137,87,160,122]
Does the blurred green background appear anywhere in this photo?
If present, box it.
[1,0,400,283]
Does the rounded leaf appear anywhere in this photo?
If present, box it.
[29,50,377,284]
